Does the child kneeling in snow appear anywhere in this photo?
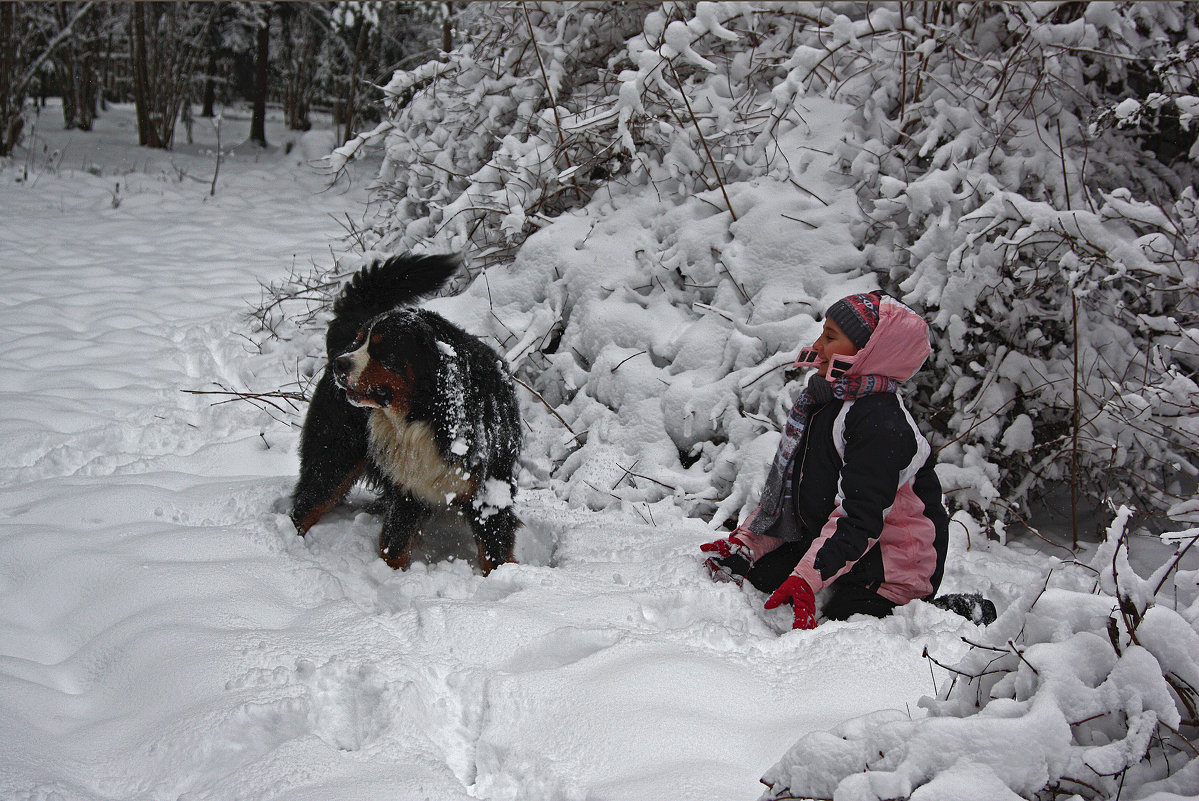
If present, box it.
[702,292,955,630]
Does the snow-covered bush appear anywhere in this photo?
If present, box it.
[759,508,1199,801]
[270,2,880,523]
[800,2,1199,526]
[275,2,1198,531]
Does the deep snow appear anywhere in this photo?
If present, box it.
[0,104,1051,800]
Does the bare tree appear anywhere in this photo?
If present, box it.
[128,2,213,149]
[248,2,270,147]
[51,3,123,131]
[278,3,325,132]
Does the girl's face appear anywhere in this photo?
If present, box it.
[813,319,859,375]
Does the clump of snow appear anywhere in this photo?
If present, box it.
[760,509,1199,801]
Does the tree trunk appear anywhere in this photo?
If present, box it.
[201,47,217,118]
[129,3,156,147]
[441,2,454,55]
[0,4,23,157]
[55,4,99,132]
[129,3,214,150]
[341,18,370,145]
[249,4,270,147]
[280,4,316,131]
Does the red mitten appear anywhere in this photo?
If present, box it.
[699,532,753,562]
[764,575,818,630]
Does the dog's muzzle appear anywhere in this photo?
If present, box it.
[332,355,392,408]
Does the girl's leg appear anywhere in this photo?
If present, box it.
[745,541,807,594]
[821,582,898,620]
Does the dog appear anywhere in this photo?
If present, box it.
[289,254,521,574]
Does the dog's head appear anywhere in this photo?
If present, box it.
[331,311,436,411]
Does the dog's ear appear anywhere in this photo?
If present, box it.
[326,319,364,360]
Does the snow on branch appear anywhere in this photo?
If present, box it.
[761,508,1199,801]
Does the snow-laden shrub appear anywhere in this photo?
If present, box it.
[273,2,1198,530]
[760,508,1199,801]
[793,2,1199,525]
[267,2,880,522]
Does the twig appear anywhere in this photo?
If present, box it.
[1160,719,1199,756]
[181,387,307,414]
[1008,640,1039,676]
[611,350,646,372]
[923,646,1005,680]
[512,375,575,435]
[1153,531,1199,597]
[667,61,737,221]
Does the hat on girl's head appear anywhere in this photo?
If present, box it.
[825,291,883,349]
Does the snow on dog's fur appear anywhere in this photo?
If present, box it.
[290,254,521,573]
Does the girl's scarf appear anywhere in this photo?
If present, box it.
[740,371,900,540]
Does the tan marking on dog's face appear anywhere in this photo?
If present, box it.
[355,361,414,409]
[337,324,415,410]
[368,410,477,506]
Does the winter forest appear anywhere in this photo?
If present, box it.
[3,2,1199,799]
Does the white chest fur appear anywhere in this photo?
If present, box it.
[368,409,476,506]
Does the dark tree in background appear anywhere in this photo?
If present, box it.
[277,3,325,132]
[129,2,213,149]
[51,2,99,130]
[198,2,237,119]
[328,3,372,147]
[249,3,270,147]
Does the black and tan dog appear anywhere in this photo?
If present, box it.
[290,254,521,574]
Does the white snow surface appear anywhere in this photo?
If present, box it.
[2,105,1053,800]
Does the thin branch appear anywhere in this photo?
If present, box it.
[512,375,575,435]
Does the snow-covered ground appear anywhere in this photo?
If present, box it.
[1,104,1050,800]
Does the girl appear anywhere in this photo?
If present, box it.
[701,292,950,629]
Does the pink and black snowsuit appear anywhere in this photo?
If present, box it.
[735,295,949,619]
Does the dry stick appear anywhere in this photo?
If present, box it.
[181,387,307,407]
[1008,640,1040,676]
[1152,531,1199,597]
[511,375,575,435]
[611,350,646,372]
[667,61,737,222]
[1057,119,1083,551]
[616,463,680,493]
[611,458,641,491]
[922,646,1005,680]
[520,1,576,181]
[209,114,222,196]
[180,388,306,427]
[1160,720,1199,758]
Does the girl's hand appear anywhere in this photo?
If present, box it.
[699,532,753,562]
[764,576,818,630]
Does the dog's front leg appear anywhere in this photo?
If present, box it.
[291,370,369,535]
[379,487,431,570]
[468,503,519,576]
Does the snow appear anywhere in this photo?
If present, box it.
[2,100,1196,800]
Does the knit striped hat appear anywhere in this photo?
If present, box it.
[825,291,883,349]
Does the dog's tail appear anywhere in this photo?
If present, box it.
[326,254,460,357]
